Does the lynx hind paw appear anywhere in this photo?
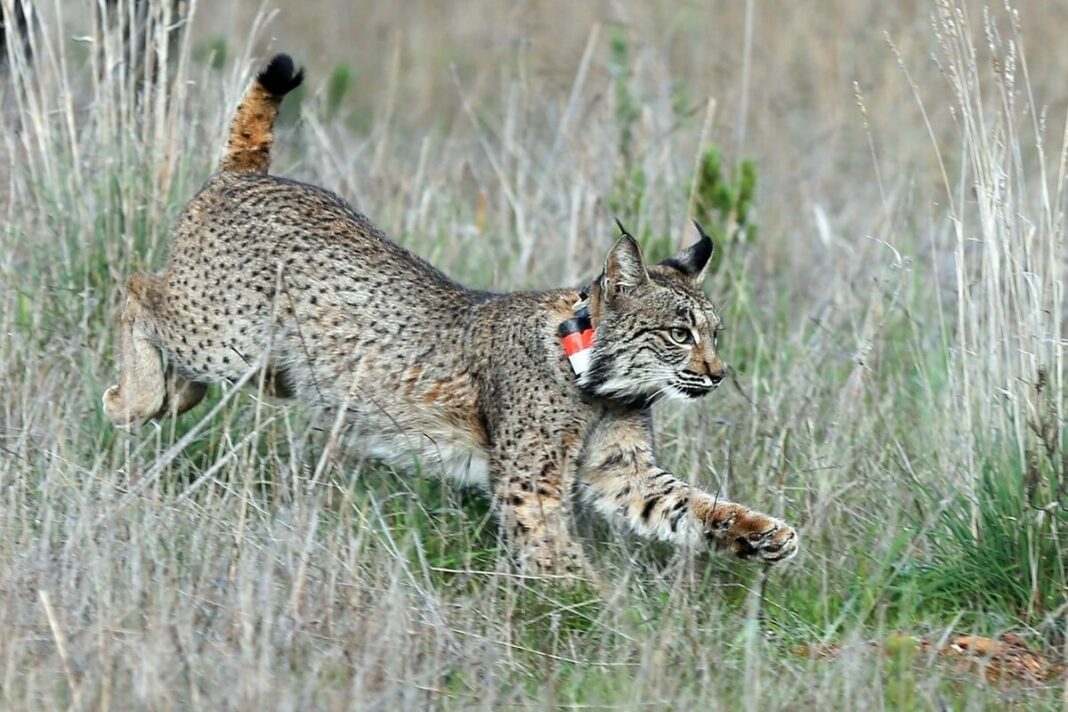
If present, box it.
[713,509,799,565]
[102,384,161,430]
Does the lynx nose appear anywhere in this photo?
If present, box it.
[707,360,727,385]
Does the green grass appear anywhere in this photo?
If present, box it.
[908,454,1067,628]
[0,0,1065,709]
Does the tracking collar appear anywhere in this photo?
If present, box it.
[558,287,594,376]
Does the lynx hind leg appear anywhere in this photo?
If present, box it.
[162,369,208,418]
[103,274,166,427]
[103,273,206,427]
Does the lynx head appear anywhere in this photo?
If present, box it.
[578,221,726,407]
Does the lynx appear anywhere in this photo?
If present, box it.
[103,54,798,576]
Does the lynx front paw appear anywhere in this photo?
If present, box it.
[730,515,798,564]
[704,505,799,565]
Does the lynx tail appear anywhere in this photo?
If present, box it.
[220,53,304,174]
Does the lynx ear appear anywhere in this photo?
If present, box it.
[602,232,650,302]
[660,220,715,282]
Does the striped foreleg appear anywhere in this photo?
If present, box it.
[579,413,798,564]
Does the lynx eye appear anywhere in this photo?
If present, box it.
[667,327,693,345]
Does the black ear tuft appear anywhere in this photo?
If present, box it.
[257,53,304,97]
[659,220,715,280]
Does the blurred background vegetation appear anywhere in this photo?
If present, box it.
[0,0,1064,708]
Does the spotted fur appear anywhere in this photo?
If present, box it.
[103,54,798,577]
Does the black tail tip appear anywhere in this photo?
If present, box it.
[257,53,304,97]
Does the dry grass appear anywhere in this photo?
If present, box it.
[0,0,1064,708]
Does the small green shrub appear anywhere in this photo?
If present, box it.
[194,37,228,71]
[326,62,353,119]
[691,147,758,276]
[606,29,759,270]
